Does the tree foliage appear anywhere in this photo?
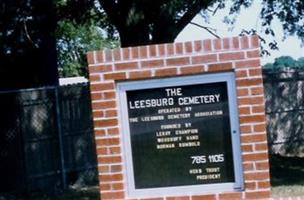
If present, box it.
[99,0,217,47]
[55,0,119,77]
[226,0,304,54]
[0,0,58,89]
[263,56,304,69]
[1,0,304,86]
[0,0,55,55]
[55,0,304,75]
[260,0,304,42]
[55,0,219,47]
[56,0,304,47]
[56,20,118,77]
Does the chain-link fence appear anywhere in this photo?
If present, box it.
[2,69,303,194]
[264,68,304,156]
[0,83,97,195]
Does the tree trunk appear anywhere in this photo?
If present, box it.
[118,24,151,47]
[118,23,178,47]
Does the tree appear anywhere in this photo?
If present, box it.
[99,0,215,47]
[2,0,304,86]
[0,0,59,90]
[57,0,304,48]
[56,20,118,77]
[274,56,296,68]
[263,56,304,69]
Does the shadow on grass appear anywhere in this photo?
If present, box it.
[270,154,304,186]
[0,186,100,200]
[45,186,100,200]
[270,154,304,197]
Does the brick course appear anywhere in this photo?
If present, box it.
[87,35,271,200]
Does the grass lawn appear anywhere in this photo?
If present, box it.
[50,156,304,199]
[31,186,100,200]
[48,156,304,199]
[2,155,304,199]
[0,186,100,200]
[270,155,304,197]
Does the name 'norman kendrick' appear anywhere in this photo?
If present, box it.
[129,94,220,109]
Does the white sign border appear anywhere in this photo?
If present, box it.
[117,72,244,199]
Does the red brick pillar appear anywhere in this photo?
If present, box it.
[87,35,271,200]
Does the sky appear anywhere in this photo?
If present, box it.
[175,0,304,65]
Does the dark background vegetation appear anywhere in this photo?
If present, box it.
[1,0,304,88]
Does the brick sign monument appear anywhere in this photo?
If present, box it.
[87,35,271,200]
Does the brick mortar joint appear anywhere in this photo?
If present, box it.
[91,35,258,53]
[88,65,262,81]
[89,47,260,66]
[88,37,268,199]
[87,41,260,63]
[86,37,259,64]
